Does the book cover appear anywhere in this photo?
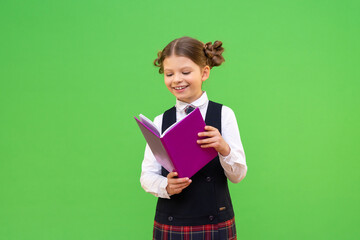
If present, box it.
[135,108,218,178]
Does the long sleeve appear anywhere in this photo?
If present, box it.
[139,114,171,199]
[218,106,247,183]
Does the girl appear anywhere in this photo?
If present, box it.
[140,36,247,240]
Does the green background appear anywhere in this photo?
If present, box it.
[1,0,359,239]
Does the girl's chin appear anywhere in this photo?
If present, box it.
[172,90,187,98]
[173,91,203,103]
[173,93,188,102]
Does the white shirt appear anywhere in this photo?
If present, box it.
[140,92,247,199]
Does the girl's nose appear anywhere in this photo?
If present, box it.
[174,74,182,83]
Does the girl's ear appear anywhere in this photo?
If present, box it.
[201,65,210,82]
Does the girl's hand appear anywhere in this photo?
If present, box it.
[166,172,192,195]
[197,125,231,156]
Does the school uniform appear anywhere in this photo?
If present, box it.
[140,91,247,240]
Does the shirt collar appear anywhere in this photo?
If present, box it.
[175,91,209,111]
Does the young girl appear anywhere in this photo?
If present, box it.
[140,36,247,240]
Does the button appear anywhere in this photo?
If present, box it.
[219,207,226,211]
[206,177,212,182]
[168,216,173,222]
[209,215,214,221]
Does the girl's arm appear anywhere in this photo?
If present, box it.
[140,115,171,199]
[218,106,247,183]
[198,106,247,183]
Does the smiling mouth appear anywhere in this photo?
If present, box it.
[173,86,188,90]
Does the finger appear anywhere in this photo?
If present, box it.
[200,143,218,149]
[197,137,216,145]
[168,177,191,184]
[171,182,192,192]
[167,172,178,178]
[198,131,218,138]
[169,180,191,188]
[173,186,190,194]
[204,125,218,131]
[171,188,184,194]
[170,181,192,189]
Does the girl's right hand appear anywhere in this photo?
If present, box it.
[166,172,192,195]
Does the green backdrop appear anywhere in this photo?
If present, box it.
[1,0,359,239]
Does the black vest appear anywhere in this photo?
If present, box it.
[154,101,235,226]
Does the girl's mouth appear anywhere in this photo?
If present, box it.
[173,85,189,92]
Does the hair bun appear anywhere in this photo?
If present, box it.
[153,50,162,68]
[203,40,225,68]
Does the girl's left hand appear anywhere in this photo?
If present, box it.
[197,125,230,156]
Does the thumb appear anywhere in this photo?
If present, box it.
[168,171,178,178]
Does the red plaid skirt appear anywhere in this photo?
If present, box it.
[153,217,237,240]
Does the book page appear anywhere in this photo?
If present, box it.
[139,114,160,137]
[160,108,197,137]
[160,121,178,137]
[135,117,175,172]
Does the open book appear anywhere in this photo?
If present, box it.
[134,107,218,178]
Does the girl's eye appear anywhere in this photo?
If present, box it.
[165,72,189,77]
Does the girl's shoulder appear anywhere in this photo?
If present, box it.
[220,104,239,123]
[221,104,235,114]
[209,100,234,114]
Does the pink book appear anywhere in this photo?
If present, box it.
[134,107,218,178]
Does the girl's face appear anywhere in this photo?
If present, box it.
[163,55,210,103]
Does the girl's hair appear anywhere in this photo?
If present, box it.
[153,36,225,74]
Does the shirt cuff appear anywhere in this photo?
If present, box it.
[158,177,171,199]
[218,148,247,167]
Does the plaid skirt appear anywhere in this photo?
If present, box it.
[153,217,236,240]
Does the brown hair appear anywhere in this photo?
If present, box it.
[153,36,225,74]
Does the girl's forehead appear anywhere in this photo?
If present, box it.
[163,55,198,70]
